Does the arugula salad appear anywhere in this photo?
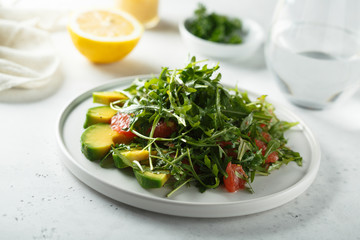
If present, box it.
[80,57,302,196]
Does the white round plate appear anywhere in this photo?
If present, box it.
[57,75,321,218]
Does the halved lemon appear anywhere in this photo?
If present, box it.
[67,9,143,63]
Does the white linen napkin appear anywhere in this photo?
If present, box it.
[0,7,66,101]
[0,7,68,31]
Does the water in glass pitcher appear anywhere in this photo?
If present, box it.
[266,23,360,109]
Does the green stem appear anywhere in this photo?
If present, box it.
[166,178,194,198]
[148,114,161,170]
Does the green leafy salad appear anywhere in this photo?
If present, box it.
[186,4,245,44]
[80,57,302,196]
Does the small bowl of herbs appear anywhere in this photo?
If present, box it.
[179,4,264,60]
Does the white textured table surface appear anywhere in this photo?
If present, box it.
[1,0,360,239]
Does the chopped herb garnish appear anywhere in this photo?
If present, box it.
[186,4,245,44]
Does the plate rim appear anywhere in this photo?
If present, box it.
[56,75,321,217]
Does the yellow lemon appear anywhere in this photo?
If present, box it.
[68,9,143,63]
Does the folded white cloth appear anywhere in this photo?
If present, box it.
[0,12,63,100]
[0,7,68,31]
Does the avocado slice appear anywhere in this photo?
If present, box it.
[93,91,128,105]
[113,149,150,168]
[133,169,170,188]
[81,123,130,161]
[83,106,117,128]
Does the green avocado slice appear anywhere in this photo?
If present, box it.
[133,169,170,189]
[113,149,150,168]
[92,91,128,105]
[83,106,117,128]
[81,123,129,161]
